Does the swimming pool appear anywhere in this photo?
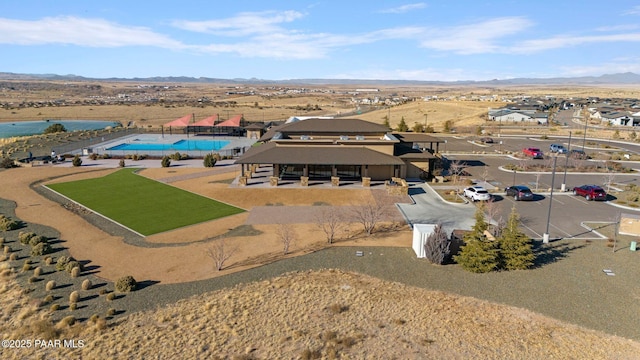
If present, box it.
[107,139,230,151]
[0,120,121,138]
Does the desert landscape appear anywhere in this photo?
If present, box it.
[2,80,640,359]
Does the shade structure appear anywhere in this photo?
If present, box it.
[192,115,218,127]
[164,114,193,128]
[215,115,242,127]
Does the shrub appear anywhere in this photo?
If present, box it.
[106,308,116,317]
[88,153,98,160]
[203,153,217,167]
[28,276,38,283]
[161,156,171,168]
[170,152,182,161]
[65,261,81,274]
[82,279,92,290]
[69,303,77,311]
[57,316,76,328]
[0,216,19,230]
[119,159,125,168]
[43,294,54,304]
[106,293,115,301]
[45,280,56,291]
[22,260,31,272]
[19,231,36,245]
[71,266,81,278]
[69,291,79,303]
[50,304,59,312]
[1,157,17,169]
[44,123,67,134]
[31,242,52,256]
[28,235,48,247]
[115,275,137,292]
[72,155,82,167]
[0,237,3,245]
[3,245,9,254]
[44,256,53,265]
[33,266,42,277]
[55,256,72,271]
[9,253,17,261]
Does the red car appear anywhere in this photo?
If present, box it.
[573,185,607,201]
[523,147,544,159]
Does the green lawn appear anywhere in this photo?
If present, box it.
[47,168,244,236]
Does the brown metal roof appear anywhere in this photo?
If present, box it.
[278,118,390,134]
[392,132,445,143]
[235,143,404,165]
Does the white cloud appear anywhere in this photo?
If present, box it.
[596,24,640,32]
[511,33,640,53]
[171,10,305,37]
[378,3,427,14]
[622,5,640,15]
[419,17,533,54]
[560,58,640,76]
[0,16,183,48]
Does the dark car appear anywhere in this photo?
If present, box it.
[573,185,607,201]
[480,137,494,144]
[505,185,534,201]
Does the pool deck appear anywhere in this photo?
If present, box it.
[88,134,257,157]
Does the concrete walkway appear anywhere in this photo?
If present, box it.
[397,183,477,234]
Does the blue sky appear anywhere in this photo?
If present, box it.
[1,1,640,81]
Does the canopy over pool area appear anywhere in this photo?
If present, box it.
[0,120,121,138]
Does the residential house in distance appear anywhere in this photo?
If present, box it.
[234,118,443,185]
[488,108,549,124]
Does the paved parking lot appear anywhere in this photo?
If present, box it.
[437,135,640,241]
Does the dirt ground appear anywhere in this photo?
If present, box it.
[0,166,412,284]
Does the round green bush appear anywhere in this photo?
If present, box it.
[19,231,36,245]
[65,261,81,274]
[28,235,48,247]
[72,155,82,167]
[31,242,52,256]
[55,256,73,271]
[161,156,171,168]
[203,153,217,167]
[115,275,137,292]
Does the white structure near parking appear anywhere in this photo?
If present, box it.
[412,224,437,258]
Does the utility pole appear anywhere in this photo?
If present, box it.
[582,106,588,151]
[543,155,558,244]
[561,131,572,192]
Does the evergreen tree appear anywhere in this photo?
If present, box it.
[453,206,499,273]
[382,116,390,129]
[396,117,409,132]
[498,207,535,270]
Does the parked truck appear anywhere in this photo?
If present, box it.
[523,147,544,159]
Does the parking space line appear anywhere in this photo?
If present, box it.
[549,222,573,237]
[521,223,541,238]
[552,197,565,205]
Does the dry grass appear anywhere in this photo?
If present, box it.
[1,268,640,359]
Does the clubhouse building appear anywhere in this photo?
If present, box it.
[234,118,443,184]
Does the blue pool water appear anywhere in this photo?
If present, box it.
[108,139,230,151]
[0,120,121,138]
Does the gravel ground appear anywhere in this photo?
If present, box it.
[3,193,640,341]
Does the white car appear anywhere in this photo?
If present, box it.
[463,186,491,202]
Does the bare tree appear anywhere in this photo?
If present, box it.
[535,173,542,191]
[350,201,387,236]
[206,240,237,271]
[276,223,295,255]
[424,223,450,265]
[315,207,345,244]
[603,170,616,193]
[480,165,490,183]
[484,197,502,226]
[448,159,465,184]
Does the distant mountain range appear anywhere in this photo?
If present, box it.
[1,71,640,86]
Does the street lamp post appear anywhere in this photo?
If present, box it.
[561,131,572,192]
[513,169,516,186]
[543,155,558,244]
[582,106,588,151]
